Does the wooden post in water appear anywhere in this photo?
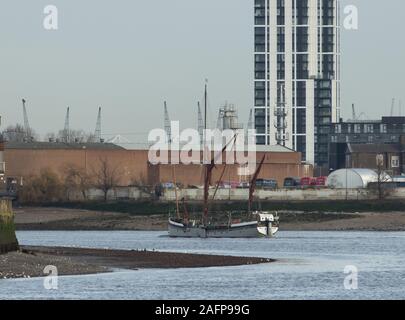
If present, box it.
[0,198,19,254]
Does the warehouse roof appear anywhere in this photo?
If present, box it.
[5,141,125,150]
[4,141,296,153]
[117,143,295,153]
[347,143,401,154]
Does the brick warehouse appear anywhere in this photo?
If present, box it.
[4,142,312,188]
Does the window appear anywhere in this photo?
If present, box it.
[254,0,266,25]
[256,136,265,145]
[255,81,265,106]
[391,156,400,168]
[334,124,341,133]
[277,27,285,52]
[376,154,384,166]
[364,124,374,133]
[354,124,361,133]
[380,124,387,133]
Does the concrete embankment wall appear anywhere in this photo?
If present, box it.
[66,187,152,201]
[56,186,405,202]
[162,188,405,202]
[0,198,19,254]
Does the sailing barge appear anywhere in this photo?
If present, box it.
[168,84,279,239]
[168,212,279,238]
[168,155,279,239]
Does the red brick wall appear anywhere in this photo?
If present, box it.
[5,149,149,186]
[5,148,312,187]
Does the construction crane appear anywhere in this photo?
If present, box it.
[95,107,102,143]
[197,102,204,144]
[21,99,31,140]
[63,107,70,143]
[351,104,356,121]
[248,109,254,130]
[164,101,171,144]
[390,98,396,116]
[245,109,254,145]
[216,110,222,130]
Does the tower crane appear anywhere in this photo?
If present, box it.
[351,104,356,121]
[390,98,396,116]
[197,102,204,144]
[63,107,70,143]
[164,101,171,144]
[21,99,31,140]
[95,107,102,143]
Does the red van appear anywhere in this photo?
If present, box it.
[315,176,327,186]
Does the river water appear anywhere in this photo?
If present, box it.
[1,231,404,300]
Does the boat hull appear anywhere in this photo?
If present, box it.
[168,219,278,238]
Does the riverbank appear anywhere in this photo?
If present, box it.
[14,207,405,232]
[0,246,273,279]
[14,207,167,231]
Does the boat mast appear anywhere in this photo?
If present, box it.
[211,135,237,201]
[172,165,180,219]
[203,82,209,225]
[248,155,266,213]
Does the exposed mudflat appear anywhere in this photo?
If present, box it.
[0,248,108,279]
[14,207,405,232]
[0,246,274,279]
[14,207,166,231]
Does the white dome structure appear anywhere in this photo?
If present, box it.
[327,169,392,189]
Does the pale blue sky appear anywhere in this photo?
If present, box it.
[0,0,404,142]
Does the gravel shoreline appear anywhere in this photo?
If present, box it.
[0,248,108,279]
[0,246,274,279]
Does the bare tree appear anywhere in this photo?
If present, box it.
[63,164,92,200]
[131,173,152,194]
[93,157,121,201]
[372,154,393,200]
[44,132,57,142]
[2,124,38,142]
[19,169,64,203]
[45,130,97,143]
[85,133,97,143]
[57,129,93,143]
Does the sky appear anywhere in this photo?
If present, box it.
[0,0,404,144]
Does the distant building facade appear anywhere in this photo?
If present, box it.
[4,142,312,191]
[253,0,341,169]
[345,140,405,177]
[329,117,405,171]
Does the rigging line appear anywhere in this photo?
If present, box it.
[210,134,238,202]
[211,164,227,202]
[208,135,237,217]
[202,134,236,224]
[248,154,266,213]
